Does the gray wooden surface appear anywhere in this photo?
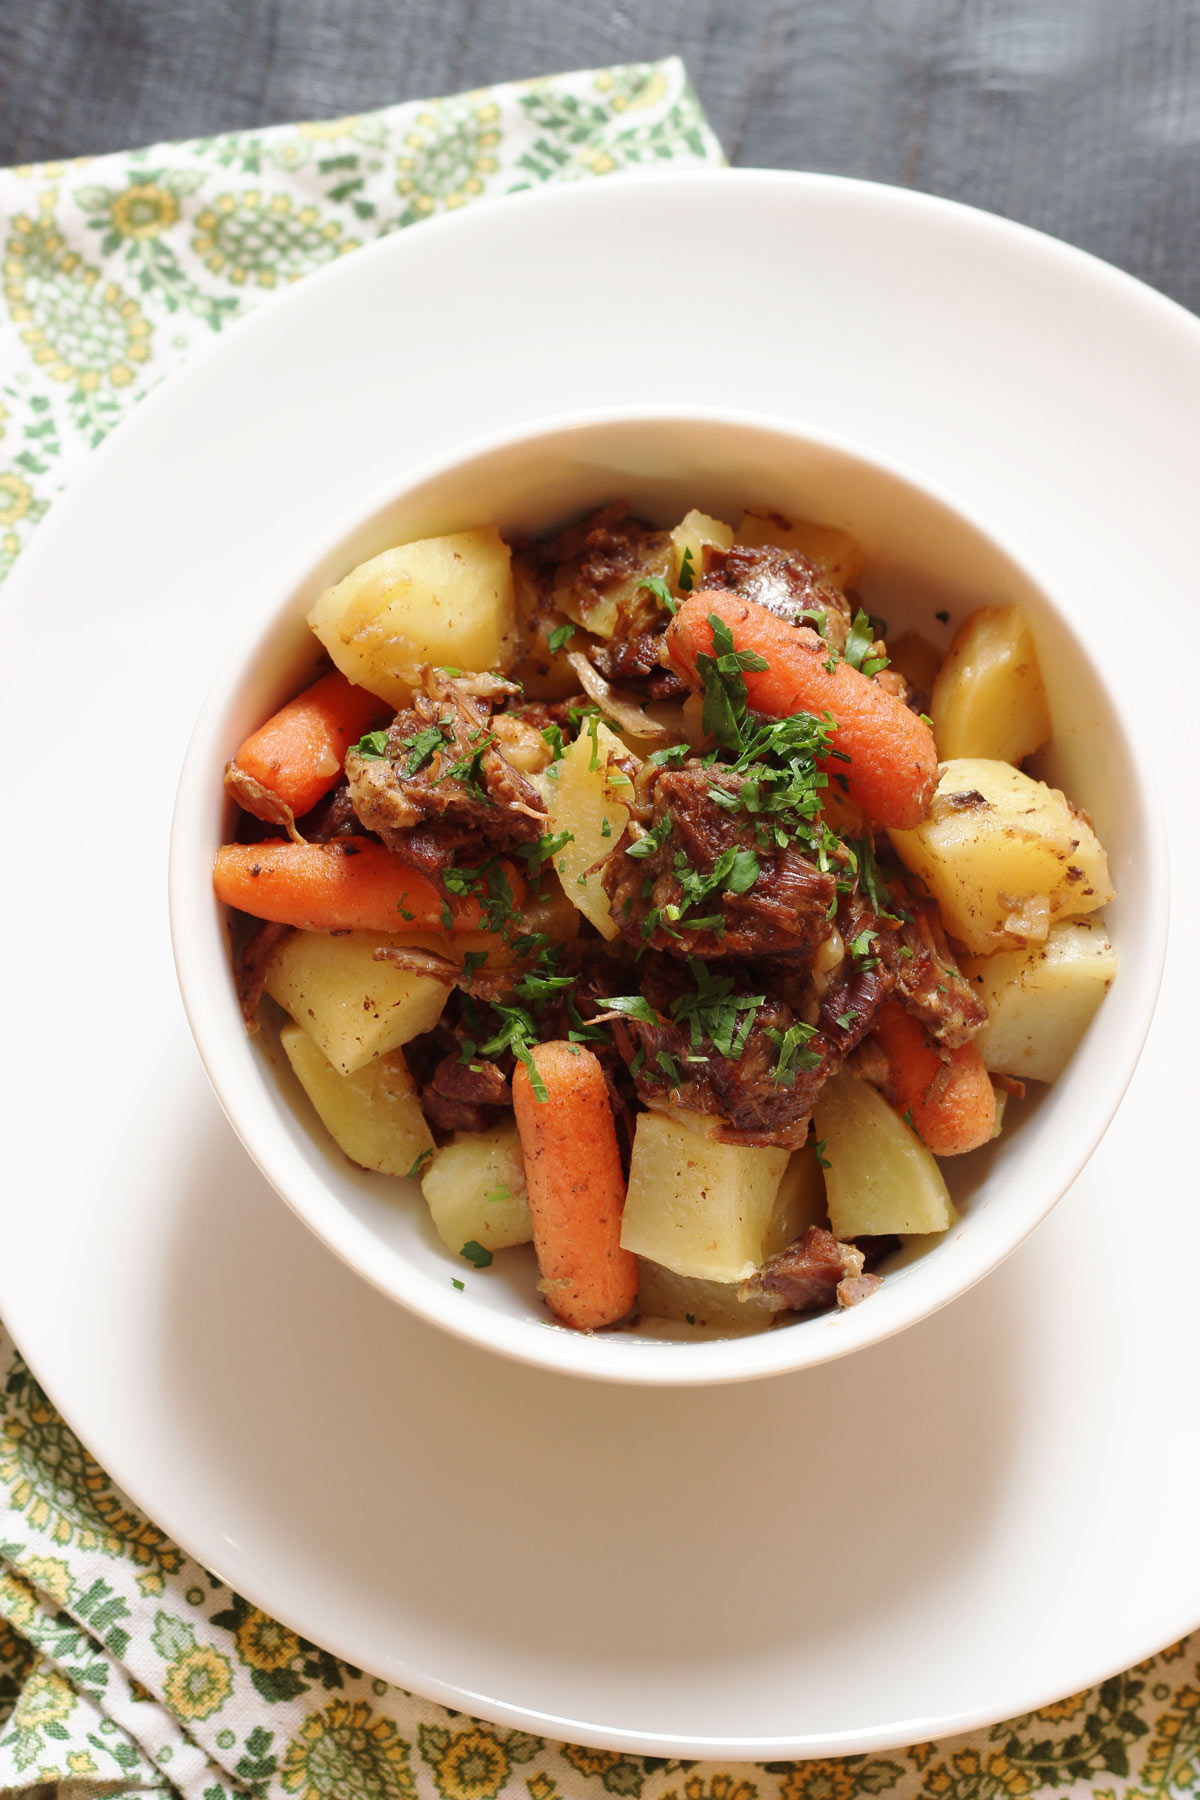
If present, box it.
[2,0,1199,313]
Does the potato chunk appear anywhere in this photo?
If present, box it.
[307,528,515,708]
[963,919,1117,1082]
[619,1110,790,1281]
[280,1025,433,1176]
[670,508,734,585]
[888,758,1114,955]
[421,1122,532,1257]
[264,930,448,1074]
[813,1073,955,1238]
[636,1262,773,1333]
[544,720,630,939]
[931,605,1052,763]
[736,511,864,591]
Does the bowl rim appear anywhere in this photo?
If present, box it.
[168,400,1170,1386]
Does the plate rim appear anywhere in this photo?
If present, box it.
[1,164,1197,1759]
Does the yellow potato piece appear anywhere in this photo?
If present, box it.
[887,630,943,698]
[813,1073,955,1238]
[264,929,448,1075]
[931,605,1052,763]
[422,1122,532,1256]
[280,1024,433,1177]
[736,511,865,591]
[544,720,630,939]
[619,1109,790,1282]
[636,1262,774,1333]
[888,758,1114,955]
[307,527,515,708]
[963,918,1117,1082]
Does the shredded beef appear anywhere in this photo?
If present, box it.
[739,1227,869,1312]
[345,668,546,872]
[884,891,987,1047]
[703,543,853,654]
[601,762,838,962]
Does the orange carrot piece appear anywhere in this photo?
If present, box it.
[665,591,938,830]
[512,1042,638,1331]
[213,838,523,934]
[872,999,996,1156]
[228,670,384,822]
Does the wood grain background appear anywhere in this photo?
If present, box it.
[2,0,1198,312]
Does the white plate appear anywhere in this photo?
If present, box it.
[0,170,1196,1758]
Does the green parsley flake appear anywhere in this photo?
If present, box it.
[765,1022,822,1087]
[404,1148,434,1179]
[547,621,576,653]
[451,1277,465,1291]
[460,1240,493,1268]
[638,574,678,616]
[352,728,390,760]
[813,1138,831,1170]
[484,1186,511,1205]
[678,546,696,593]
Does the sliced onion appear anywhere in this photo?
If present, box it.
[566,650,669,740]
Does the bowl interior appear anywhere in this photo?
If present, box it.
[170,410,1165,1384]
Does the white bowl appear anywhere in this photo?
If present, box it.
[169,406,1167,1385]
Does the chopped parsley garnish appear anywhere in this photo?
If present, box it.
[814,1138,831,1170]
[765,1022,823,1087]
[515,829,574,873]
[401,720,451,775]
[843,609,890,677]
[460,1240,493,1268]
[627,814,673,861]
[685,1311,696,1325]
[442,862,517,934]
[694,612,770,753]
[656,1049,683,1084]
[404,1148,434,1179]
[638,574,678,616]
[647,742,690,769]
[397,903,415,921]
[600,815,612,838]
[670,962,765,1058]
[451,1278,465,1291]
[848,927,879,966]
[936,609,950,624]
[834,1008,860,1031]
[541,721,566,761]
[352,728,391,761]
[484,1186,511,1205]
[678,546,696,593]
[547,621,576,653]
[603,994,660,1026]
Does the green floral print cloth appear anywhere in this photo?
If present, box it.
[0,58,721,583]
[0,54,1196,1800]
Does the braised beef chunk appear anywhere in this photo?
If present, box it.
[601,762,839,962]
[886,891,988,1047]
[345,668,546,870]
[703,543,853,654]
[740,1226,867,1312]
[594,958,828,1151]
[590,631,687,699]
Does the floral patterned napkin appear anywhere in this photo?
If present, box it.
[0,54,1196,1800]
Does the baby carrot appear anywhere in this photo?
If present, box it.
[665,591,938,829]
[213,839,523,933]
[512,1042,638,1331]
[872,999,997,1156]
[226,669,384,823]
